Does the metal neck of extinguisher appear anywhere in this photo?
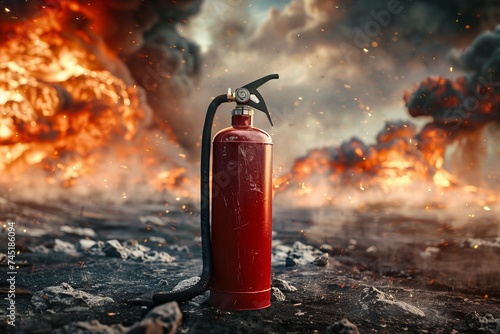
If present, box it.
[231,106,254,126]
[153,73,279,305]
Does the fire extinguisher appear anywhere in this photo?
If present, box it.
[153,74,279,310]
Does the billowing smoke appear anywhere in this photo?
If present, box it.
[72,0,203,144]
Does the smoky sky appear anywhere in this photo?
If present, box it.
[247,0,490,99]
[244,0,500,190]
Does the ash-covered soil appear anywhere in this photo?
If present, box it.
[0,199,499,333]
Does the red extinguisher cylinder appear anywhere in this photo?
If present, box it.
[210,113,273,310]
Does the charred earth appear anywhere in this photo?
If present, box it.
[1,199,499,334]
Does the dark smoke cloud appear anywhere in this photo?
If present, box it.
[449,24,500,80]
[95,0,204,147]
[126,20,201,146]
[406,26,500,133]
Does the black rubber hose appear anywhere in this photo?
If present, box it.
[153,94,229,305]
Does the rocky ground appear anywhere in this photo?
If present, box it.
[0,198,499,333]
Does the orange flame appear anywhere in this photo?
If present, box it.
[273,121,460,198]
[0,4,193,199]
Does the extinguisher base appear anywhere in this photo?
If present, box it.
[210,288,271,310]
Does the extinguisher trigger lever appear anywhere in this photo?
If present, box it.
[240,73,279,127]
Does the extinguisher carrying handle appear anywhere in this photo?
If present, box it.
[240,73,279,126]
[153,94,229,305]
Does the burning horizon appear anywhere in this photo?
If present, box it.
[0,0,499,209]
[273,25,500,208]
